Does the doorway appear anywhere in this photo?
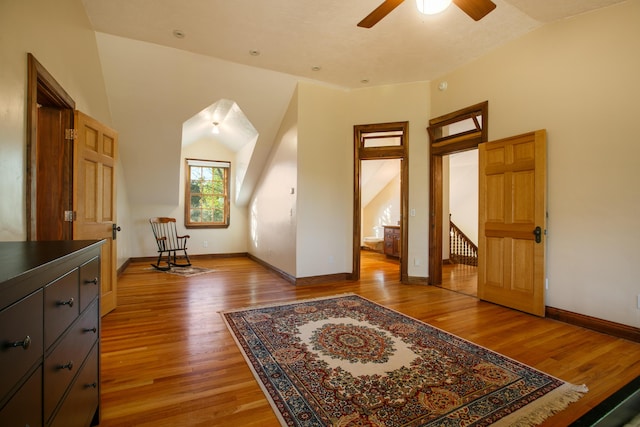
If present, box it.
[441,149,478,297]
[353,122,408,282]
[26,53,120,316]
[360,158,402,280]
[26,53,75,240]
[428,101,488,287]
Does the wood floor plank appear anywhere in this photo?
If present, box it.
[99,252,640,426]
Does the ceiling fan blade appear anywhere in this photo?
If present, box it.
[357,0,405,28]
[452,0,496,21]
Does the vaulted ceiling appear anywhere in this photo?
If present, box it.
[82,0,626,206]
[83,0,625,88]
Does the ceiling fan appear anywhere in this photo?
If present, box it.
[357,0,496,28]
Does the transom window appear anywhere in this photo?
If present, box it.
[185,159,230,228]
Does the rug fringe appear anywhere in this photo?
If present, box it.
[492,383,588,426]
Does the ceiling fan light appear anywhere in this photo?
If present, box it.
[416,0,452,15]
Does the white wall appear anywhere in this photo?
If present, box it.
[449,150,478,244]
[363,171,401,241]
[430,1,640,327]
[249,88,299,276]
[131,137,249,258]
[0,0,133,269]
[94,32,298,208]
[442,157,450,260]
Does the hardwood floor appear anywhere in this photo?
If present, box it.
[99,252,640,426]
[440,261,478,297]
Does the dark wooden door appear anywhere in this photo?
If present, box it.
[35,106,73,240]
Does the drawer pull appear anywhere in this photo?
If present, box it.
[83,327,98,334]
[58,361,74,371]
[9,335,32,350]
[57,297,74,307]
[85,382,98,389]
[85,277,99,285]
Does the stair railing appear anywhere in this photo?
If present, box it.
[449,215,478,266]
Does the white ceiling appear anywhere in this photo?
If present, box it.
[181,99,258,152]
[83,0,626,207]
[82,0,626,89]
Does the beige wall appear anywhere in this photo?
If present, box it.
[430,1,640,327]
[296,82,352,277]
[253,81,431,279]
[348,82,431,277]
[5,0,636,329]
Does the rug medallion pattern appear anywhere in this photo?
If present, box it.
[222,294,586,426]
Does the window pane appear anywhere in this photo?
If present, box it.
[202,181,213,194]
[202,167,213,180]
[362,130,403,148]
[186,160,230,227]
[191,167,202,180]
[202,195,213,209]
[201,209,213,222]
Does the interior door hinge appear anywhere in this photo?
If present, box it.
[64,211,76,222]
[65,128,78,140]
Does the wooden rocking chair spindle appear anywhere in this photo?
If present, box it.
[149,217,191,271]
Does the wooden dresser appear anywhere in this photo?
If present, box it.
[0,240,103,427]
[383,226,401,258]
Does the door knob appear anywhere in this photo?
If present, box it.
[533,226,542,244]
[112,224,122,239]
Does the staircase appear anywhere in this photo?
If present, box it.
[449,216,478,266]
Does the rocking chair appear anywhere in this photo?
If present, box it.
[149,217,191,271]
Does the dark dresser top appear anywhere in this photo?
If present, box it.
[0,241,104,308]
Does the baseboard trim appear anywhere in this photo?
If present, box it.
[128,252,248,265]
[295,273,351,286]
[546,306,640,343]
[406,275,429,285]
[247,254,352,286]
[247,254,296,284]
[117,258,131,277]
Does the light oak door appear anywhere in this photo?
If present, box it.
[73,111,118,316]
[478,130,547,316]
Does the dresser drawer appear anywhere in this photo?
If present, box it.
[0,365,43,427]
[44,300,99,421]
[0,289,43,400]
[79,256,100,312]
[44,269,80,349]
[50,344,99,427]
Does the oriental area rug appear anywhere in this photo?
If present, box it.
[147,265,215,277]
[221,294,587,426]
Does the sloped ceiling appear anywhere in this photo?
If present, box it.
[85,0,626,207]
[83,0,626,88]
[95,33,299,206]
